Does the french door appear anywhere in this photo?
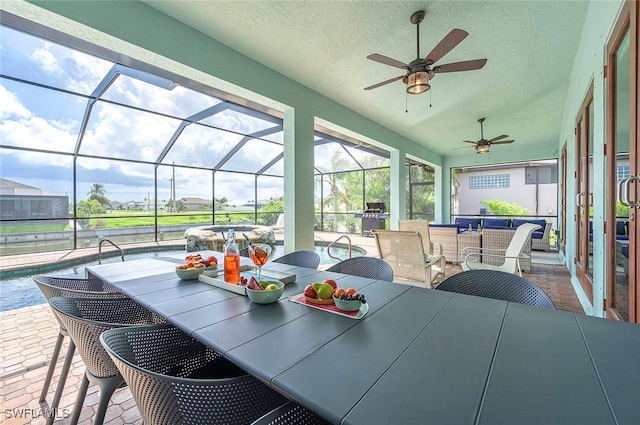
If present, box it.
[575,86,594,302]
[606,0,639,322]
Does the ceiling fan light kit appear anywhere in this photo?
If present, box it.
[364,10,487,95]
[476,144,490,154]
[458,118,515,154]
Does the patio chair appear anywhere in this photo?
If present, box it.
[239,247,250,257]
[48,297,167,425]
[251,401,329,424]
[273,250,321,269]
[31,275,124,423]
[398,219,444,258]
[100,324,288,425]
[372,229,445,288]
[436,270,556,309]
[461,223,541,277]
[325,256,394,281]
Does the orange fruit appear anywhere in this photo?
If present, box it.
[345,288,357,295]
[186,262,195,269]
[334,288,346,298]
[195,263,205,269]
[177,265,186,270]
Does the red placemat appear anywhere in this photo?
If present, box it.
[289,294,368,319]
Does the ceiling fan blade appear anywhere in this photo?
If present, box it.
[367,54,408,69]
[434,58,487,73]
[364,75,404,91]
[488,134,509,142]
[462,141,478,144]
[490,140,515,145]
[424,29,468,64]
[453,145,475,150]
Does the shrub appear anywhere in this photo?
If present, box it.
[480,199,530,217]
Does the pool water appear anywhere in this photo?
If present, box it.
[0,244,363,312]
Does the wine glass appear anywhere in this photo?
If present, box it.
[249,243,272,282]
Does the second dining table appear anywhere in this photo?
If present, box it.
[86,250,640,425]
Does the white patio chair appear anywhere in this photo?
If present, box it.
[461,223,541,277]
[373,229,445,288]
[398,220,444,258]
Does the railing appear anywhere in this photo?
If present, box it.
[327,235,352,262]
[98,237,125,264]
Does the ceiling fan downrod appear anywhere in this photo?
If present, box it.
[411,10,425,59]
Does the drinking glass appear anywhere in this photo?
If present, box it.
[249,243,272,282]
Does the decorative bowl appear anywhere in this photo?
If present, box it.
[333,295,362,312]
[175,266,205,280]
[246,280,284,304]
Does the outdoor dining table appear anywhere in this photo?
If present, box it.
[85,250,640,425]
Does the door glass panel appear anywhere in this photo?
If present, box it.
[587,101,594,278]
[614,30,631,321]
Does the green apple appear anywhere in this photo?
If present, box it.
[264,284,279,291]
[312,282,334,300]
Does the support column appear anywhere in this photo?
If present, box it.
[283,107,315,252]
[389,149,406,229]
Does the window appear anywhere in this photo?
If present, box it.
[469,174,510,189]
[617,165,630,181]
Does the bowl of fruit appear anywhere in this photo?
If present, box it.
[245,277,284,304]
[333,288,366,312]
[303,280,337,305]
[175,254,218,280]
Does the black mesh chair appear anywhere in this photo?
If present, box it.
[325,257,394,281]
[32,275,124,423]
[251,401,329,425]
[239,248,250,257]
[100,324,288,425]
[48,297,167,425]
[435,270,556,309]
[273,250,321,269]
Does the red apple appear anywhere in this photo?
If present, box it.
[323,279,337,289]
[304,284,317,298]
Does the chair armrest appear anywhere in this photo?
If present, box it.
[460,246,506,256]
[432,242,444,256]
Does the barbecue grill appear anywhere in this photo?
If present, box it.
[355,202,388,237]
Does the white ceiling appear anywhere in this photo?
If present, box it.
[144,1,589,157]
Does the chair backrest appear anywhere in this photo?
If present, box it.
[273,250,321,269]
[32,275,122,300]
[504,222,542,260]
[101,324,288,425]
[325,256,394,281]
[48,297,166,378]
[436,270,556,309]
[239,248,250,257]
[398,220,433,254]
[373,229,428,283]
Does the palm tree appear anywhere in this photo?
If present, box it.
[88,183,106,198]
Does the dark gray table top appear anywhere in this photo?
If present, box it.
[87,251,640,425]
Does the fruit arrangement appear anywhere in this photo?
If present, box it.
[242,276,280,291]
[176,254,218,271]
[303,279,366,309]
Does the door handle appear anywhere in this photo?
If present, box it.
[629,176,640,208]
[618,178,630,207]
[576,192,584,208]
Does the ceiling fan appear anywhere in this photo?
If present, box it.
[460,118,514,154]
[364,10,487,94]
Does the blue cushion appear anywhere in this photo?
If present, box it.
[430,224,460,233]
[589,221,593,234]
[512,219,547,231]
[483,225,513,230]
[616,221,627,235]
[616,235,629,241]
[482,218,510,228]
[454,218,481,230]
[532,231,544,239]
[621,246,629,258]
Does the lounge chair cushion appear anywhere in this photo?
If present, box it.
[616,221,627,235]
[621,246,629,258]
[512,218,547,230]
[455,218,481,231]
[616,234,629,241]
[482,218,510,228]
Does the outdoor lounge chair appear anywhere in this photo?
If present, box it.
[373,229,445,288]
[461,222,541,277]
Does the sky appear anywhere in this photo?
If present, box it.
[0,24,388,206]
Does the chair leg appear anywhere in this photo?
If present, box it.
[45,339,75,425]
[69,373,89,425]
[91,374,125,425]
[39,331,64,402]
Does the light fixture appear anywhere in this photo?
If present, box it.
[406,70,430,94]
[476,144,490,154]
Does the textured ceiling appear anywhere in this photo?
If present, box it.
[144,1,589,157]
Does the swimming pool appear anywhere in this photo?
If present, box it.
[0,244,365,312]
